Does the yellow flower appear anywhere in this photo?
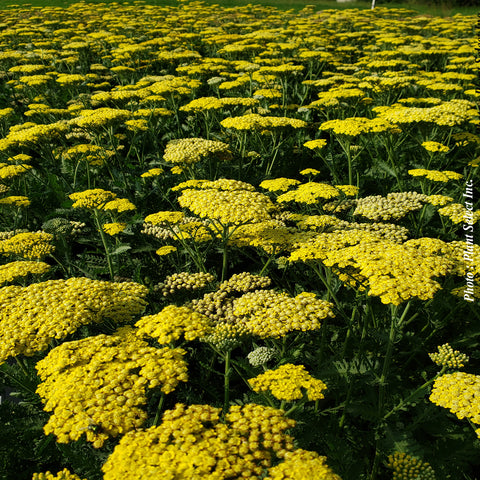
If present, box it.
[0,196,30,207]
[0,278,148,364]
[102,222,127,235]
[0,232,54,259]
[103,403,296,479]
[265,449,342,480]
[260,178,301,192]
[299,168,320,176]
[32,469,86,480]
[408,169,462,182]
[69,189,117,209]
[303,139,327,150]
[430,372,480,438]
[36,330,188,447]
[145,211,184,225]
[136,305,213,344]
[421,141,449,153]
[156,245,177,256]
[249,364,327,401]
[0,261,50,285]
[140,167,164,177]
[163,138,232,165]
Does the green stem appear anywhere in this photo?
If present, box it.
[383,366,446,421]
[223,350,231,413]
[15,357,29,377]
[371,301,411,480]
[153,392,166,426]
[93,210,115,280]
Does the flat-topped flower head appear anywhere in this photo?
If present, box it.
[0,261,50,285]
[136,305,213,344]
[0,232,54,259]
[0,278,148,364]
[178,187,275,225]
[36,330,188,447]
[260,178,301,192]
[69,189,117,209]
[430,372,480,438]
[277,183,340,205]
[265,449,342,480]
[249,364,327,401]
[408,169,462,182]
[320,117,398,136]
[163,138,232,165]
[102,403,297,479]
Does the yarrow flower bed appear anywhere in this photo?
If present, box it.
[0,1,479,479]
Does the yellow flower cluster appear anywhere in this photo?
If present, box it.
[163,137,232,165]
[0,231,54,259]
[386,452,436,480]
[320,117,398,136]
[32,469,85,480]
[0,277,148,363]
[265,449,342,480]
[429,343,469,369]
[0,121,68,152]
[36,329,188,447]
[438,203,480,224]
[300,168,321,176]
[136,305,213,344]
[229,220,307,255]
[249,364,327,401]
[0,163,32,180]
[426,195,453,206]
[233,290,335,338]
[61,144,115,166]
[73,107,131,129]
[221,113,307,132]
[353,192,428,221]
[140,167,164,177]
[0,260,50,285]
[322,239,452,304]
[180,96,259,112]
[430,372,480,438]
[277,182,341,204]
[103,198,136,212]
[102,403,296,479]
[375,99,477,127]
[421,141,449,153]
[173,178,256,192]
[408,169,462,182]
[260,178,301,192]
[102,222,127,235]
[144,210,185,225]
[178,186,275,225]
[334,220,409,243]
[156,245,177,256]
[69,189,117,209]
[201,322,249,351]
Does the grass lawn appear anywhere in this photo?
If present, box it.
[1,0,478,15]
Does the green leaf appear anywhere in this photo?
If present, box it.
[111,244,132,255]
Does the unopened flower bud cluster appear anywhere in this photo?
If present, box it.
[429,343,469,369]
[157,271,215,296]
[386,452,436,480]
